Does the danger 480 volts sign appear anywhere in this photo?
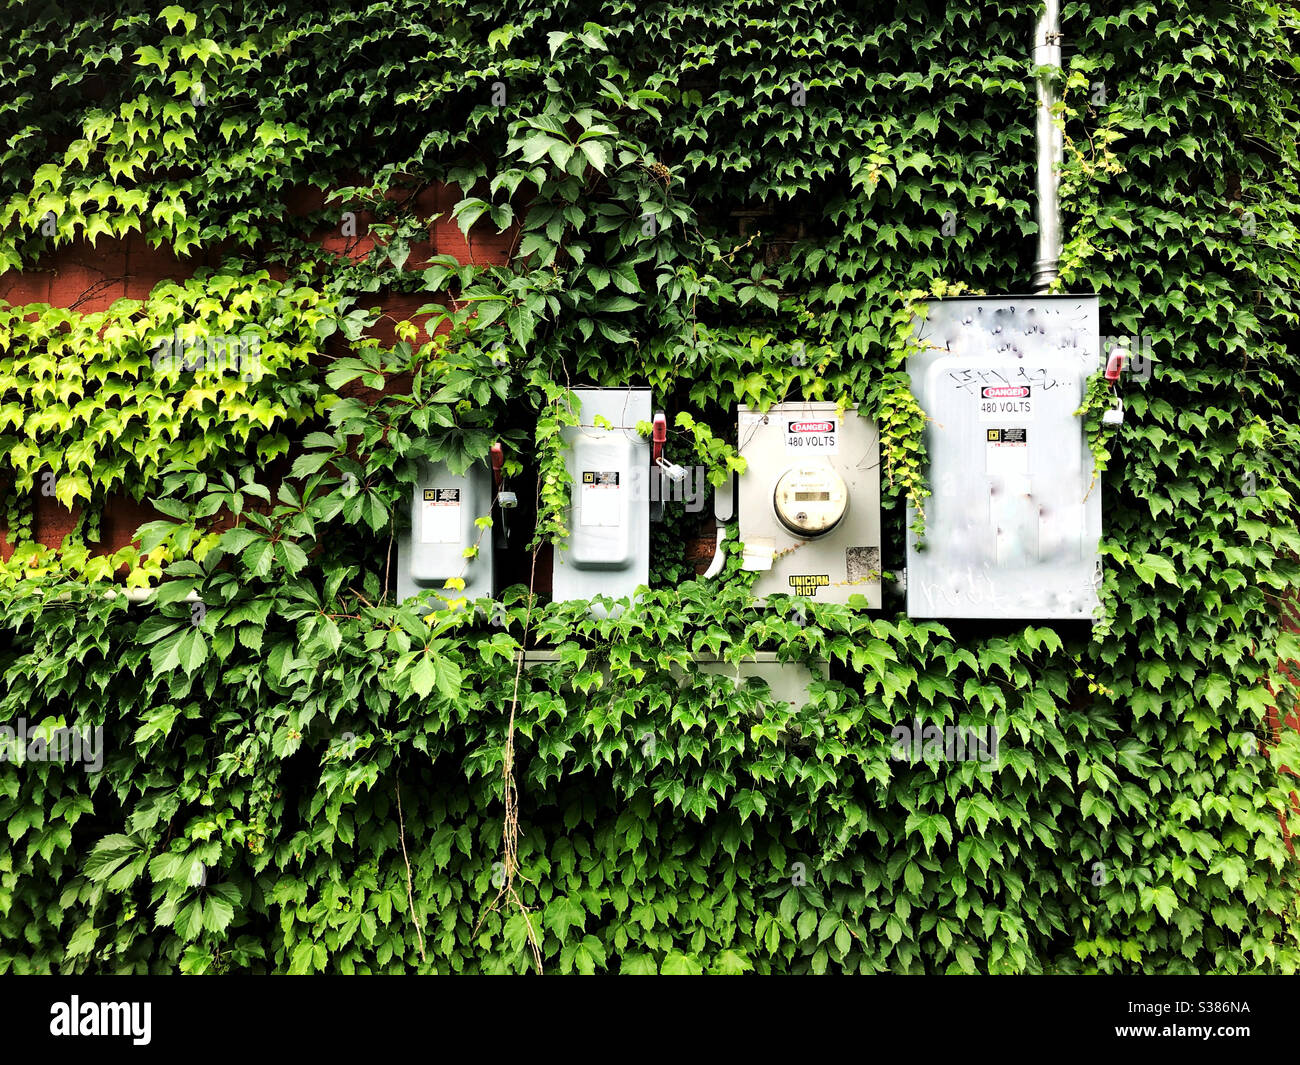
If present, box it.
[978,385,1032,421]
[785,419,839,451]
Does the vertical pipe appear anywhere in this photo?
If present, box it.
[1032,0,1063,292]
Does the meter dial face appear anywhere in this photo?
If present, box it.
[773,464,848,537]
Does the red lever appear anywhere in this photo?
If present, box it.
[490,442,504,492]
[652,412,667,465]
[1104,349,1126,381]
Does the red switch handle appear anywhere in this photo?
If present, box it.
[652,412,667,465]
[1104,349,1126,381]
[490,442,504,492]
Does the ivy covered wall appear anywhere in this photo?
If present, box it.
[1,0,1299,973]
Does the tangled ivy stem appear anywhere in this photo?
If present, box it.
[394,780,427,965]
[473,471,546,975]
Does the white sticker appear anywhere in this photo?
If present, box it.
[978,385,1033,421]
[420,488,461,544]
[580,471,621,527]
[785,418,839,453]
[985,428,1029,477]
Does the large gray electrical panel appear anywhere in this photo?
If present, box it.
[736,402,882,606]
[553,387,652,613]
[906,295,1102,620]
[398,459,494,609]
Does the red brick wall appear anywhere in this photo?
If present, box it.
[1269,600,1300,853]
[0,183,721,583]
[0,182,517,560]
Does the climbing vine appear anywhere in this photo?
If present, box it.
[1074,368,1119,501]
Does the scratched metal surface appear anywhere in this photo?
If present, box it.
[905,295,1103,620]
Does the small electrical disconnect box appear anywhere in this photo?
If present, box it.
[552,387,652,613]
[906,295,1103,620]
[397,459,493,609]
[736,402,882,606]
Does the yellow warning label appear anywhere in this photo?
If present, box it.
[788,574,830,596]
[582,471,595,483]
[986,429,999,441]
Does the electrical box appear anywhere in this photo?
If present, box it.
[906,295,1102,620]
[397,459,493,609]
[687,654,830,712]
[523,650,829,712]
[736,402,882,606]
[553,387,652,613]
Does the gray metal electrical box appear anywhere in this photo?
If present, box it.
[906,295,1102,620]
[736,402,882,606]
[553,387,652,613]
[397,459,494,609]
[522,650,828,712]
[686,653,830,711]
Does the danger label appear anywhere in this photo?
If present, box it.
[979,386,1032,421]
[580,470,621,527]
[785,419,838,452]
[420,487,461,544]
[985,428,1029,477]
[986,428,1027,444]
[788,574,830,596]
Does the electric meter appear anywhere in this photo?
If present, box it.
[773,465,848,537]
[735,402,881,606]
[397,459,493,610]
[552,387,652,614]
[905,295,1102,620]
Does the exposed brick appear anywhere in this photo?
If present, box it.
[285,184,331,216]
[431,182,516,266]
[0,271,51,306]
[363,292,446,348]
[34,492,79,549]
[96,494,161,555]
[4,180,520,574]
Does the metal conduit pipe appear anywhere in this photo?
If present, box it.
[1032,0,1063,292]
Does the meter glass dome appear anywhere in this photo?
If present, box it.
[773,464,848,537]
